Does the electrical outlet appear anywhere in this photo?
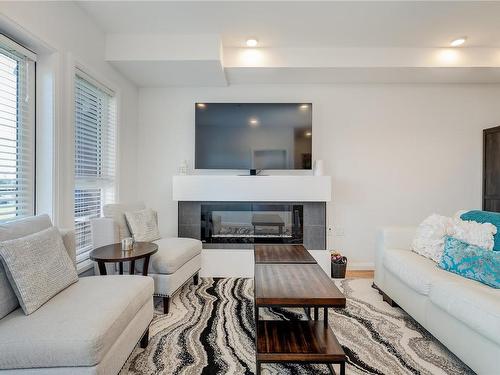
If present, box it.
[335,227,345,237]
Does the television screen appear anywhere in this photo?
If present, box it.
[195,103,312,170]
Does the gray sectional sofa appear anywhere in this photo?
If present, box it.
[0,215,154,374]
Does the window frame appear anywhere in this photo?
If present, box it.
[0,34,36,222]
[73,65,118,272]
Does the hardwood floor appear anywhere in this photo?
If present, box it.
[345,270,374,279]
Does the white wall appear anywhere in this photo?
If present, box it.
[137,84,500,269]
[0,2,139,227]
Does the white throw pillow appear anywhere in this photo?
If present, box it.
[125,208,161,242]
[449,218,496,250]
[412,214,452,262]
[0,227,78,315]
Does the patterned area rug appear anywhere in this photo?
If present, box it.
[120,278,474,375]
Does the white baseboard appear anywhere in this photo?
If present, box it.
[347,262,375,271]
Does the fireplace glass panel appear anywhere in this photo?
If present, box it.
[201,203,303,244]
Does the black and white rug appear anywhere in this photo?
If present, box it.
[120,278,474,375]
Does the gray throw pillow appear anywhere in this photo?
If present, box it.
[125,208,161,242]
[0,227,78,315]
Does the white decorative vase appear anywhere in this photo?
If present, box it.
[178,160,189,175]
[313,160,324,176]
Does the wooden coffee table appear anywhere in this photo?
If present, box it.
[90,242,158,276]
[254,262,347,375]
[254,244,316,264]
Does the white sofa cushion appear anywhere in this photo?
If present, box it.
[449,218,497,250]
[125,208,161,242]
[0,275,153,369]
[383,248,439,295]
[0,227,78,315]
[429,275,500,346]
[412,214,452,262]
[0,215,53,319]
[150,237,202,275]
[103,202,145,240]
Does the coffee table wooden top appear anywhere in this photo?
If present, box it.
[254,263,346,307]
[254,244,316,264]
[90,242,158,262]
[257,321,345,362]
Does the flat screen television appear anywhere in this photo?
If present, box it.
[195,103,312,171]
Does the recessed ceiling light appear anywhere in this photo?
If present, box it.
[305,131,312,137]
[249,117,259,127]
[197,103,206,109]
[246,38,258,47]
[299,104,309,110]
[450,37,467,47]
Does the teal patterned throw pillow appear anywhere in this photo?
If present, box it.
[439,236,500,288]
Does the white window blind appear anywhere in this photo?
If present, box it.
[74,71,116,269]
[0,38,35,222]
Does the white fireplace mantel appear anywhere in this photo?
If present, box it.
[172,175,331,202]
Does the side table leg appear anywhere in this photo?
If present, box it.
[119,262,123,275]
[130,260,135,275]
[142,255,151,276]
[324,307,328,325]
[314,307,319,320]
[98,261,107,276]
[340,361,346,375]
[256,360,261,375]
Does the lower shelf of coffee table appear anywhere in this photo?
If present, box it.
[256,320,345,362]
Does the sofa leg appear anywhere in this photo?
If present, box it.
[163,296,170,314]
[381,291,399,307]
[372,282,383,295]
[193,272,199,285]
[140,329,149,348]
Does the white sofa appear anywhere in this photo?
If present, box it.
[375,226,500,375]
[0,214,154,375]
[91,203,202,314]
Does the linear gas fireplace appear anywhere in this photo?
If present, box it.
[201,203,303,244]
[178,201,326,249]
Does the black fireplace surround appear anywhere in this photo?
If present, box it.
[178,201,326,249]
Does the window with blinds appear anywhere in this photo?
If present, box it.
[74,71,116,269]
[0,37,35,222]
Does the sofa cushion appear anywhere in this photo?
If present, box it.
[411,214,452,262]
[0,227,79,315]
[150,237,202,275]
[125,208,161,242]
[439,236,500,288]
[0,275,153,369]
[461,210,500,251]
[103,202,145,240]
[429,275,500,346]
[0,227,78,315]
[383,248,440,295]
[0,215,53,320]
[449,219,497,251]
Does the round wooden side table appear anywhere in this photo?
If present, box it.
[90,242,158,276]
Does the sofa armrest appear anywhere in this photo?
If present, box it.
[59,228,76,267]
[374,226,416,287]
[90,217,119,248]
[378,226,417,251]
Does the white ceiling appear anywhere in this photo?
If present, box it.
[78,1,500,48]
[76,1,500,85]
